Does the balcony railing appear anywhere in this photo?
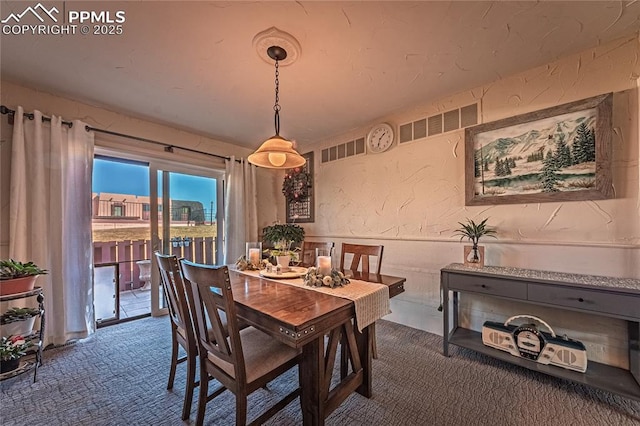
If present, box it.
[93,237,216,291]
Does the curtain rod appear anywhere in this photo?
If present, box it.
[1,105,236,162]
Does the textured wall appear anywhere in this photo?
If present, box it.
[297,35,640,366]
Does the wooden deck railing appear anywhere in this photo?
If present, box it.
[93,237,216,290]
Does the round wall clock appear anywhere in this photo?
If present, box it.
[366,123,395,153]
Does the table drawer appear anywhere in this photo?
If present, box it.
[446,274,527,299]
[528,284,640,320]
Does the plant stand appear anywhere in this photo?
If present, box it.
[0,287,45,383]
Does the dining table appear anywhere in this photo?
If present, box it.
[228,267,406,426]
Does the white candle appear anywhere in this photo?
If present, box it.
[317,256,332,276]
[248,248,260,266]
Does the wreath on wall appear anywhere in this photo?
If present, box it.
[282,167,311,202]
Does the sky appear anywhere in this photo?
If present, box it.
[93,158,217,214]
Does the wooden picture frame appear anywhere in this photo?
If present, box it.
[286,151,314,223]
[465,93,613,205]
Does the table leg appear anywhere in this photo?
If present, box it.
[300,335,325,426]
[443,281,449,357]
[355,325,372,398]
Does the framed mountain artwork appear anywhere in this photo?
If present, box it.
[465,93,613,205]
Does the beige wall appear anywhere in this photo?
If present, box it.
[296,35,640,367]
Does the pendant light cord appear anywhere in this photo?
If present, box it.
[273,58,281,136]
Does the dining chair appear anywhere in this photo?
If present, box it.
[180,260,301,426]
[339,242,385,362]
[339,243,384,275]
[299,241,335,267]
[155,252,198,421]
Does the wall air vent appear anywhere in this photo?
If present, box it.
[321,137,365,164]
[399,103,478,144]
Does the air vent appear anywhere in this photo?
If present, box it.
[321,137,366,164]
[461,104,478,128]
[428,114,443,136]
[413,119,427,139]
[400,123,412,143]
[399,103,478,144]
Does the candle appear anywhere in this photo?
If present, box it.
[317,256,332,276]
[248,248,260,266]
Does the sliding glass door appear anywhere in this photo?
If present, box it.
[149,164,224,316]
[92,151,224,322]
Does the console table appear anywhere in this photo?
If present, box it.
[441,263,640,401]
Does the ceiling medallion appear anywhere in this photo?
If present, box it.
[252,27,301,67]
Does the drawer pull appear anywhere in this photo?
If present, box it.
[578,297,584,303]
[481,284,487,288]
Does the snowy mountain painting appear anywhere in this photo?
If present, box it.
[472,108,597,198]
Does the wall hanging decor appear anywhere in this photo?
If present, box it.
[285,151,314,223]
[465,93,612,205]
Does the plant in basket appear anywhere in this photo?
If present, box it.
[0,259,47,296]
[0,335,29,373]
[1,307,41,338]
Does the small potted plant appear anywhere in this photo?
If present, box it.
[1,307,41,338]
[262,222,305,269]
[0,335,29,374]
[453,218,497,267]
[0,259,48,296]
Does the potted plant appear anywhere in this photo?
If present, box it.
[0,259,48,296]
[1,307,41,338]
[262,222,305,269]
[453,218,497,267]
[0,335,29,374]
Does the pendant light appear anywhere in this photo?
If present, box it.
[248,45,306,169]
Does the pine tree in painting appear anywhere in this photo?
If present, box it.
[555,132,572,168]
[504,158,511,175]
[586,128,596,161]
[495,158,502,176]
[541,150,560,192]
[572,122,592,164]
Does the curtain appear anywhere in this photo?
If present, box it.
[9,107,95,346]
[223,156,258,264]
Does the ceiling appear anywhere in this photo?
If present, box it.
[1,1,639,150]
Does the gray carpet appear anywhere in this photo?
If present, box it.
[1,316,639,425]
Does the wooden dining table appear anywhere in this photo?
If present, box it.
[228,268,405,426]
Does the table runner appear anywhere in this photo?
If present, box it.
[236,269,390,331]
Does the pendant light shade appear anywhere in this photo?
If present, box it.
[248,135,306,168]
[248,45,306,169]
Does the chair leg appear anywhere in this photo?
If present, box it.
[182,350,197,420]
[371,322,378,359]
[236,394,247,426]
[195,364,209,426]
[167,330,178,390]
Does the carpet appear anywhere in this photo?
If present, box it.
[1,316,638,425]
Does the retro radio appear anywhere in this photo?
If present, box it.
[482,315,587,373]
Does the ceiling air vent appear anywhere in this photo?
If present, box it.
[321,137,365,164]
[399,103,478,145]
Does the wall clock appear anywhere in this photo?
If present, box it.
[366,123,395,153]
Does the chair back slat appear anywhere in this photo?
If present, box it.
[300,241,335,267]
[340,243,384,274]
[155,252,192,335]
[180,261,245,380]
